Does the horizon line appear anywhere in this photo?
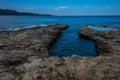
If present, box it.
[54,15,120,16]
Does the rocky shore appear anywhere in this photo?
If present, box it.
[0,24,120,80]
[0,24,68,63]
[79,25,120,56]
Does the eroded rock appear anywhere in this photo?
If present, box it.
[79,25,120,55]
[0,24,68,66]
[0,24,120,80]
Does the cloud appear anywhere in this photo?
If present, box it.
[54,7,69,11]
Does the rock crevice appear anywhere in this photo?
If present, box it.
[0,24,120,80]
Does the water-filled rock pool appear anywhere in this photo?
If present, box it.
[88,26,118,32]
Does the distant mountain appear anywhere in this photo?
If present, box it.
[0,9,53,16]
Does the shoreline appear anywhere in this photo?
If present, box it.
[0,24,68,62]
[0,24,120,80]
[79,25,120,56]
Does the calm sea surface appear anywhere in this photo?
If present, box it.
[0,16,120,57]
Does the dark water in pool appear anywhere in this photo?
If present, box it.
[0,16,120,57]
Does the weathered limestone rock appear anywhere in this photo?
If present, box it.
[0,24,68,65]
[79,25,120,55]
[1,55,118,80]
[0,24,120,80]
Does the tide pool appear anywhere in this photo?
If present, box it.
[88,25,118,32]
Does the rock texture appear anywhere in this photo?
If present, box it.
[0,24,68,65]
[79,25,120,56]
[0,55,120,80]
[0,24,120,80]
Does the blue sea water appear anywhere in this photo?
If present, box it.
[0,16,120,57]
[88,25,118,32]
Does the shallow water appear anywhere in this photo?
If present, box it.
[0,16,120,57]
[88,25,118,32]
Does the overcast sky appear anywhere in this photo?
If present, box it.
[0,0,120,15]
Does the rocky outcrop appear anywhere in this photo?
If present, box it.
[0,24,68,65]
[0,24,120,80]
[0,55,120,80]
[79,25,120,56]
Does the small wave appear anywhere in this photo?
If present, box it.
[13,27,21,31]
[13,24,48,31]
[25,24,47,28]
[39,24,48,26]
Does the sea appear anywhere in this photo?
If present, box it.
[0,16,120,57]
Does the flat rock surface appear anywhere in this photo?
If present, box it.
[0,24,120,80]
[0,24,68,64]
[79,25,120,55]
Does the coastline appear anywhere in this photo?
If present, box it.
[79,25,120,55]
[0,24,68,62]
[0,24,120,80]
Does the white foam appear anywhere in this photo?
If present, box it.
[12,27,24,31]
[39,24,48,27]
[25,24,47,28]
[13,24,48,31]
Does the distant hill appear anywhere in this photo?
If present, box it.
[0,9,53,16]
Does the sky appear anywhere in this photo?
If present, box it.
[0,0,120,15]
